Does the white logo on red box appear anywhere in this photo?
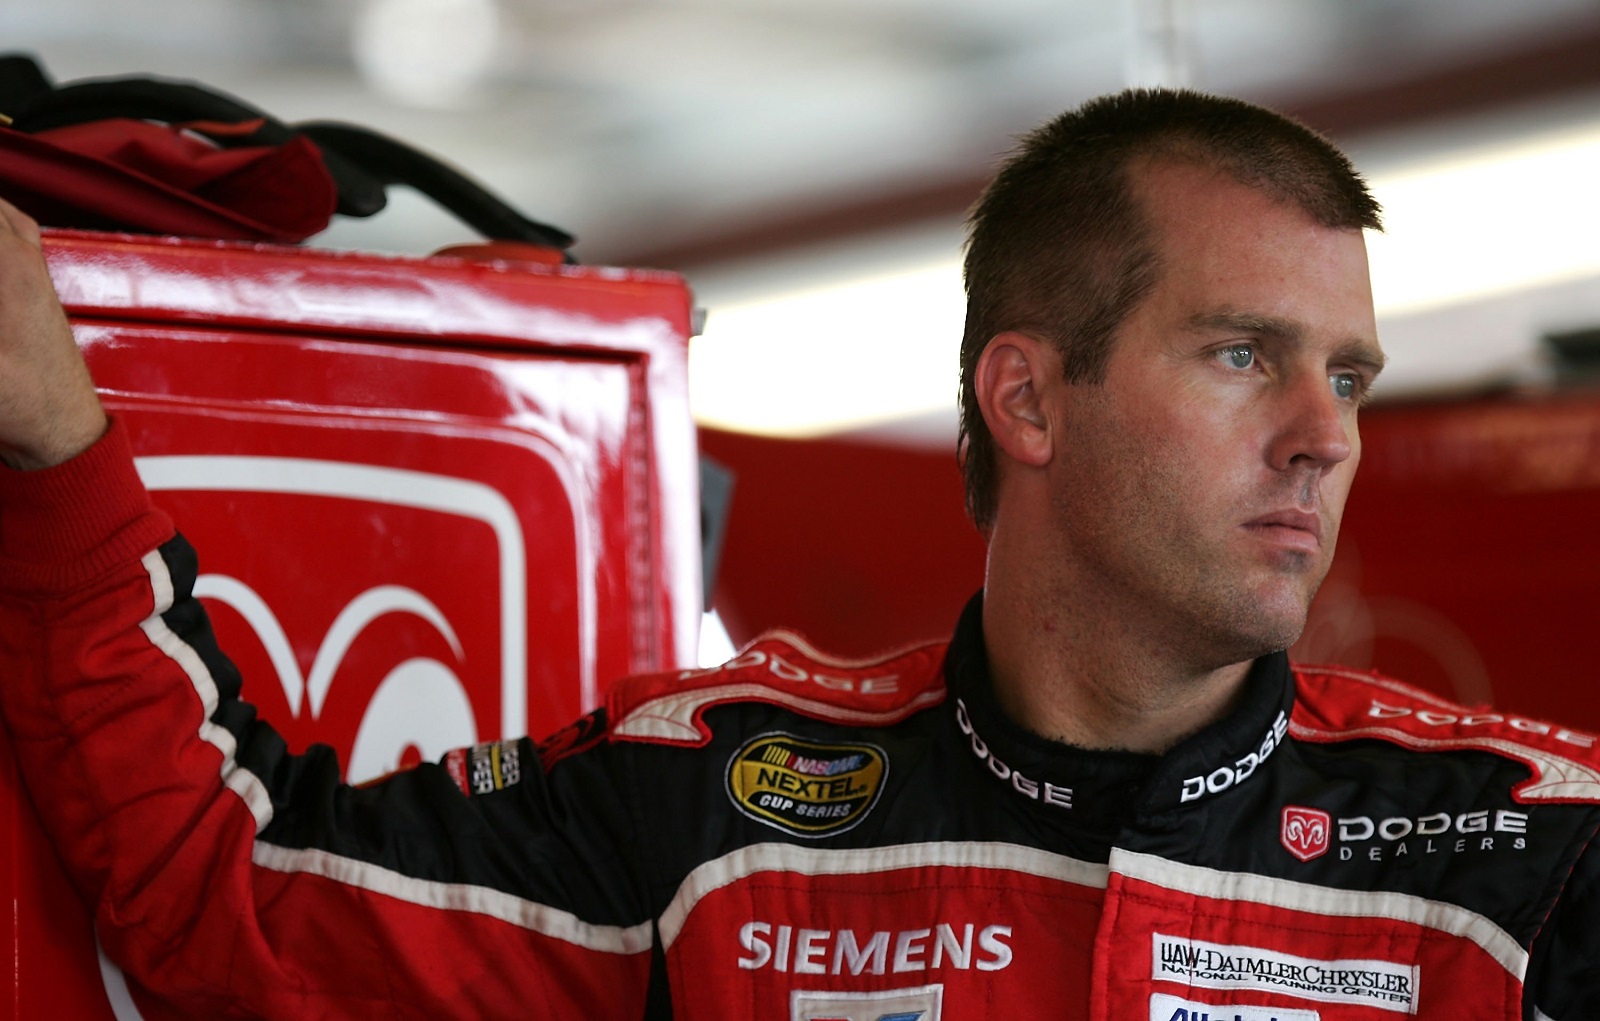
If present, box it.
[137,455,551,782]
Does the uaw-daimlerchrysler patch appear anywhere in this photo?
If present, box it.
[727,733,888,837]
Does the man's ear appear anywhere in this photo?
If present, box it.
[974,331,1055,468]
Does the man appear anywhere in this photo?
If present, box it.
[0,88,1595,1020]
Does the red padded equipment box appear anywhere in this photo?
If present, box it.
[1,230,701,1019]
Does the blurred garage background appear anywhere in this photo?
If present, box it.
[8,0,1600,723]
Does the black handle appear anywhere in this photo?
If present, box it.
[298,122,575,253]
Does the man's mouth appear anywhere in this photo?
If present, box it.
[1243,510,1322,554]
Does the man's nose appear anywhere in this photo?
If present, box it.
[1267,372,1354,473]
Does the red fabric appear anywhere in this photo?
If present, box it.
[0,119,336,242]
[673,864,1099,1018]
[0,417,174,593]
[1093,873,1520,1018]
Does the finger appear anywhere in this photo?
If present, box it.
[0,196,42,248]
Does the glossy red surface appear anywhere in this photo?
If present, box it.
[2,230,699,1018]
[699,428,987,656]
[1294,388,1600,723]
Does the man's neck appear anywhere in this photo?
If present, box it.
[979,578,1255,755]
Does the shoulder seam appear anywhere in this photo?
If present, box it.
[735,629,947,669]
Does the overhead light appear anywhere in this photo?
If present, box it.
[351,0,500,109]
[689,118,1600,437]
[698,610,737,668]
[1364,120,1600,315]
[690,258,965,437]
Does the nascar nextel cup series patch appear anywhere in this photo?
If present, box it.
[726,733,887,837]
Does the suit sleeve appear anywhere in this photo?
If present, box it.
[0,418,656,1019]
[1524,827,1600,1020]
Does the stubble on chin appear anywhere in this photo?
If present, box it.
[1189,547,1332,668]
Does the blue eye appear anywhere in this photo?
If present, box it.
[1220,345,1254,370]
[1331,374,1358,400]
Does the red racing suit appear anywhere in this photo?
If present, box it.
[1,419,1598,1020]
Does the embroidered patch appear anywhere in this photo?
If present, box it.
[726,732,887,837]
[1152,934,1418,1014]
[443,740,523,796]
[1281,805,1331,862]
[1150,992,1319,1021]
[791,982,942,1021]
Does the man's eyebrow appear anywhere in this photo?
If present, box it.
[1186,309,1302,340]
[1186,308,1386,373]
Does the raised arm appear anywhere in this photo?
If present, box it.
[0,198,107,470]
[0,202,656,1018]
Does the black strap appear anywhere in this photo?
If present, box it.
[298,123,574,251]
[0,54,51,111]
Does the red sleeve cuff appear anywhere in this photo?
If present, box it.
[0,417,175,594]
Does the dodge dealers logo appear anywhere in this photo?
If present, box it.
[1281,805,1331,862]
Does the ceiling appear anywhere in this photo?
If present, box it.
[7,0,1600,439]
[6,0,1598,262]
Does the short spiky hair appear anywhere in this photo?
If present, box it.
[958,88,1382,530]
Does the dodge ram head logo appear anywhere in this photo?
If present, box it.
[137,450,591,784]
[192,571,474,782]
[1281,805,1331,862]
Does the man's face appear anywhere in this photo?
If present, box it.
[1043,159,1383,668]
